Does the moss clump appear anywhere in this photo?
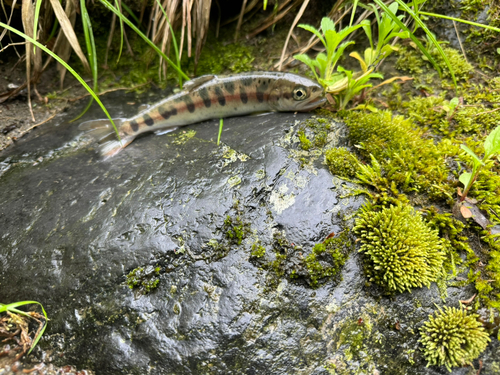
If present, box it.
[403,95,448,133]
[396,46,426,74]
[324,147,359,178]
[251,242,266,258]
[194,38,255,76]
[223,215,250,246]
[354,203,445,293]
[297,129,312,151]
[304,231,350,286]
[436,47,474,81]
[341,110,448,194]
[126,266,161,294]
[396,45,473,81]
[420,306,490,372]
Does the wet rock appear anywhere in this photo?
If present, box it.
[0,90,498,374]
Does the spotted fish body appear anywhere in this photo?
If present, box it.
[81,72,325,157]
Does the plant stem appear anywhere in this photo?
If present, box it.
[419,11,500,33]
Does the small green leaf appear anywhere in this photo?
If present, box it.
[484,125,500,158]
[321,17,336,33]
[449,97,459,107]
[297,24,325,46]
[461,145,484,167]
[459,172,472,187]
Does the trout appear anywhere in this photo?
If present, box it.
[80,72,325,157]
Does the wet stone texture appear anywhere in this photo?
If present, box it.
[0,90,499,375]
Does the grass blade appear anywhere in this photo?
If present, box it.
[71,0,98,122]
[419,11,500,32]
[373,0,447,84]
[121,2,141,26]
[0,21,120,142]
[32,0,42,53]
[217,118,223,145]
[389,0,458,89]
[115,0,124,64]
[98,0,189,82]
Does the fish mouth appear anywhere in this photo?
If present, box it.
[297,96,327,112]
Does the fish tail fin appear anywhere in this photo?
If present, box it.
[79,119,133,158]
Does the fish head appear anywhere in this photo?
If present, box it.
[269,73,326,112]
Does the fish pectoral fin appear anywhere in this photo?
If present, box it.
[183,74,216,92]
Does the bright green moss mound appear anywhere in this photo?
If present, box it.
[341,110,448,194]
[324,147,359,178]
[354,203,445,293]
[420,306,490,372]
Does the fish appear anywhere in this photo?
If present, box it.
[80,71,325,157]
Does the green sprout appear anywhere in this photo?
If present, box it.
[354,203,445,293]
[459,125,500,202]
[420,305,490,372]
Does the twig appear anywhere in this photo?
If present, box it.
[234,0,248,42]
[0,41,27,54]
[278,0,311,71]
[453,19,469,65]
[473,107,500,117]
[20,112,58,135]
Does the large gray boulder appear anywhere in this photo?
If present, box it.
[0,90,498,374]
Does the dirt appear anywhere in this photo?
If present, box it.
[0,49,71,152]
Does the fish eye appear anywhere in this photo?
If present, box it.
[293,87,307,101]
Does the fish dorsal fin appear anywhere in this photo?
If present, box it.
[183,75,216,92]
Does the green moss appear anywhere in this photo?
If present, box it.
[354,203,445,293]
[304,231,351,286]
[126,266,161,294]
[194,38,255,76]
[396,45,473,81]
[423,207,473,274]
[297,130,312,151]
[170,130,197,145]
[341,110,448,195]
[420,306,490,372]
[436,47,474,81]
[324,147,359,178]
[223,215,250,246]
[396,46,426,74]
[403,95,448,133]
[336,315,373,361]
[251,242,266,258]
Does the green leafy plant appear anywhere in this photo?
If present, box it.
[294,3,408,110]
[0,300,48,355]
[459,125,500,202]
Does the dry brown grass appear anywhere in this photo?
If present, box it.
[0,0,361,108]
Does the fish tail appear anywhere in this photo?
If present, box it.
[79,119,133,158]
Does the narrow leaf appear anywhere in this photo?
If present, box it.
[49,0,90,72]
[484,125,500,158]
[461,145,484,167]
